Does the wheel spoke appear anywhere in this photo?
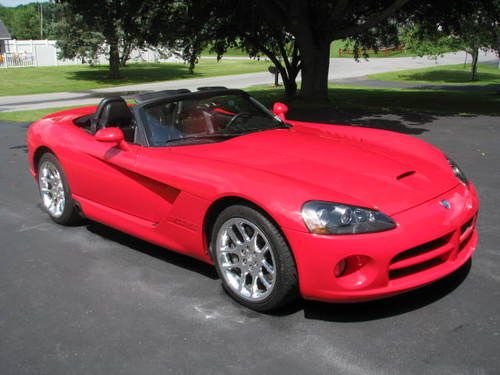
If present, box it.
[261,259,274,274]
[223,256,241,270]
[250,233,260,252]
[258,273,272,290]
[251,274,259,294]
[240,271,249,292]
[227,228,241,245]
[237,222,251,242]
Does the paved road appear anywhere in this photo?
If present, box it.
[333,76,500,91]
[0,51,497,112]
[1,113,499,374]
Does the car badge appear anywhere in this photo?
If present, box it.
[440,199,452,209]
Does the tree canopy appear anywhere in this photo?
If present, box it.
[55,0,176,78]
[171,0,498,99]
[405,0,499,80]
[0,2,60,40]
[3,0,498,97]
[169,0,412,100]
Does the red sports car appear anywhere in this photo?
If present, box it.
[27,88,479,311]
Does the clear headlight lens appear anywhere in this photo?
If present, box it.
[301,201,396,235]
[447,157,468,185]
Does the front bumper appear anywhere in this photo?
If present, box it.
[285,182,479,303]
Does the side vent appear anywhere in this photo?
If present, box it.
[396,171,416,180]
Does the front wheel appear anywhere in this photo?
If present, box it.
[37,153,80,225]
[211,204,298,312]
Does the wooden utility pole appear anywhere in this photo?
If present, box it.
[39,2,43,39]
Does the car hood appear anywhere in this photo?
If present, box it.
[171,127,458,215]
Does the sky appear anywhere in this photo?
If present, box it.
[1,0,48,7]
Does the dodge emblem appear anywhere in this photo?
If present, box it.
[440,199,452,209]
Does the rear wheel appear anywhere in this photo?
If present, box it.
[37,153,80,225]
[211,204,298,312]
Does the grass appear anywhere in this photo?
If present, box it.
[329,40,417,58]
[202,40,416,58]
[0,59,269,97]
[368,63,500,85]
[2,81,498,123]
[247,85,500,116]
[0,106,77,122]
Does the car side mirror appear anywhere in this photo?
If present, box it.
[272,102,288,121]
[95,127,126,147]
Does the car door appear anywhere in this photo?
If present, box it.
[61,126,162,224]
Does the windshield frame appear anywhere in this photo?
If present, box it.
[134,89,287,147]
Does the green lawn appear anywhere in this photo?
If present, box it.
[0,107,77,122]
[329,40,417,58]
[202,40,416,58]
[2,82,498,123]
[247,85,500,116]
[0,59,269,97]
[368,63,500,85]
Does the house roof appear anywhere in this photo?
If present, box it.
[0,18,11,40]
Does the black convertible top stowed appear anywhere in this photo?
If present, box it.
[134,86,231,104]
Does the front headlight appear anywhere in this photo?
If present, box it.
[447,157,468,184]
[301,201,396,235]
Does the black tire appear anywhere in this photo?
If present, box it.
[37,153,80,225]
[211,204,298,312]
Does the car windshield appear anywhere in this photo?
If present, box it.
[139,91,288,146]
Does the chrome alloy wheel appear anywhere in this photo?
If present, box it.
[216,218,277,301]
[38,161,65,218]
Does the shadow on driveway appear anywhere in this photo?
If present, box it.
[288,107,434,135]
[297,260,471,322]
[85,220,218,280]
[82,218,471,322]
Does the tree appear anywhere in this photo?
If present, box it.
[173,1,301,96]
[171,0,412,101]
[54,12,107,66]
[0,3,61,40]
[56,0,169,78]
[142,1,207,74]
[407,0,499,80]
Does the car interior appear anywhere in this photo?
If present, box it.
[73,89,205,144]
[72,87,267,147]
[74,96,137,143]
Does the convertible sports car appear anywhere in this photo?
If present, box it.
[27,88,479,311]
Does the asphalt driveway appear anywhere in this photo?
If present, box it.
[0,113,499,374]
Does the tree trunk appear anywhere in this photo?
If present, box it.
[120,42,132,67]
[108,35,121,79]
[470,47,479,81]
[272,62,298,98]
[188,54,196,74]
[298,42,331,101]
[496,32,500,69]
[187,44,201,74]
[283,75,298,98]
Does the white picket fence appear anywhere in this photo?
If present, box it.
[0,52,35,68]
[0,39,182,68]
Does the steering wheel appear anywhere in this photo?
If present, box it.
[225,112,252,130]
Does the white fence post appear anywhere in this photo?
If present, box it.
[33,46,38,67]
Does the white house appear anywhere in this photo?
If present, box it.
[0,18,11,54]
